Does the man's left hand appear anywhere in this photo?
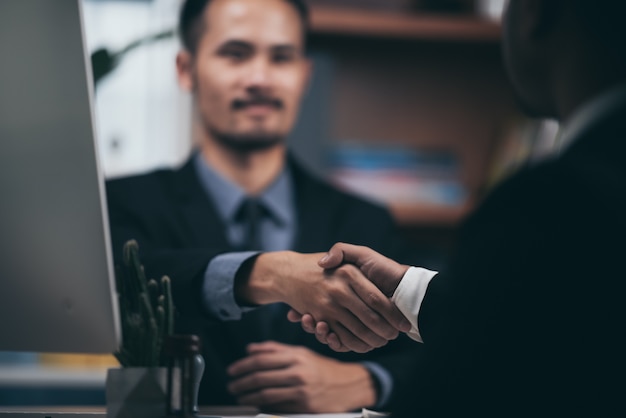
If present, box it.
[227,341,377,413]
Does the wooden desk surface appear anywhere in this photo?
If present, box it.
[0,406,256,415]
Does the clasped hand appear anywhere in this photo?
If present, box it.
[227,341,377,412]
[280,244,410,352]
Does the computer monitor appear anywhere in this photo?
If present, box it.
[0,0,121,354]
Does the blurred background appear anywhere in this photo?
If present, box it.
[1,0,559,406]
[85,0,560,243]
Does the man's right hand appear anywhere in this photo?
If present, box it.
[319,243,409,297]
[236,251,411,353]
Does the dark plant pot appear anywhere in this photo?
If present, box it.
[106,367,168,418]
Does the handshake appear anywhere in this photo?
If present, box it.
[237,243,417,353]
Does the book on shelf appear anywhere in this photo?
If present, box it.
[328,142,467,209]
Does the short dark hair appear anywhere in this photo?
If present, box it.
[178,0,310,54]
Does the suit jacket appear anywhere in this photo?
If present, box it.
[393,103,626,416]
[106,153,423,407]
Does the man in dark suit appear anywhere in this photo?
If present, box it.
[106,0,420,412]
[294,0,626,416]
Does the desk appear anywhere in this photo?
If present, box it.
[0,368,365,418]
[0,406,362,418]
[199,406,361,418]
[0,365,106,405]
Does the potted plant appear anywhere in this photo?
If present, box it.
[106,239,174,418]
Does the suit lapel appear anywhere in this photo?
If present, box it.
[168,157,231,249]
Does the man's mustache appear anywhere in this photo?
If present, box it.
[232,96,283,110]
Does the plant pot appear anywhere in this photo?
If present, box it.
[106,367,168,418]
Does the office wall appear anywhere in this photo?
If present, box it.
[83,0,192,178]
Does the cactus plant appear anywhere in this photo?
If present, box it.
[114,239,174,367]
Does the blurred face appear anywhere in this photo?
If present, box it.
[177,0,310,151]
[502,0,534,115]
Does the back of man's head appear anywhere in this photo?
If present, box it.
[178,0,310,55]
[503,0,626,119]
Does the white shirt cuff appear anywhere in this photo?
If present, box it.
[391,266,438,342]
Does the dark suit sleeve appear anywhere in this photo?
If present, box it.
[326,197,432,410]
[383,183,535,416]
[391,162,617,417]
[370,219,432,409]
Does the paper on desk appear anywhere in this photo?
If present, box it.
[255,414,358,418]
[360,408,390,418]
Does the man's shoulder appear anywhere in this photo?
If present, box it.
[469,152,611,229]
[107,169,163,191]
[107,159,192,190]
[107,164,178,186]
[105,159,195,207]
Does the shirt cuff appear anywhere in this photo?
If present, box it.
[360,361,393,409]
[391,266,438,343]
[202,251,260,320]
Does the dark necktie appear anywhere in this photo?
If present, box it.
[235,197,263,251]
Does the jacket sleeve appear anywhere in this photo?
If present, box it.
[331,198,435,411]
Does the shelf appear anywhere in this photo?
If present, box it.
[310,6,501,42]
[390,201,474,226]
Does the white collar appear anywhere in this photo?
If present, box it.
[558,82,626,154]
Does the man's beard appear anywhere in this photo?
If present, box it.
[201,93,288,152]
[210,129,284,153]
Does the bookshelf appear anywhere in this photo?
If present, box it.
[304,5,520,231]
[391,201,474,227]
[309,5,501,42]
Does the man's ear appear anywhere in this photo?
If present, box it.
[176,50,194,92]
[521,0,561,39]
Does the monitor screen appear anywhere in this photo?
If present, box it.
[0,0,121,354]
